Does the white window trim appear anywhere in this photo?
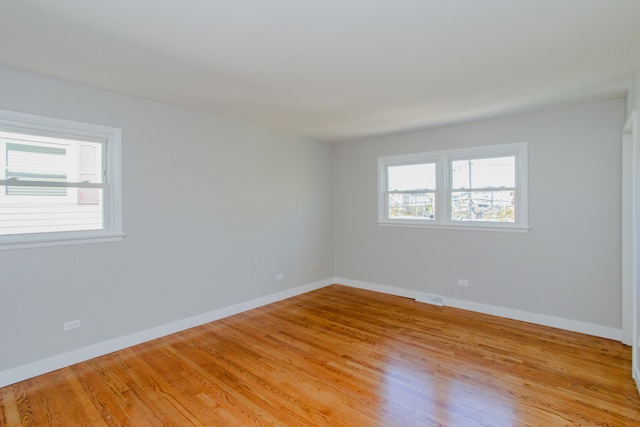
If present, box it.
[0,109,124,250]
[378,142,529,232]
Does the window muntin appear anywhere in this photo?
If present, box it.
[378,143,528,231]
[0,110,123,249]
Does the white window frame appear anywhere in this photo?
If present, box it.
[0,109,124,250]
[378,142,528,232]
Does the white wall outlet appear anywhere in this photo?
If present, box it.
[458,279,469,287]
[307,266,320,273]
[276,273,284,280]
[63,319,80,331]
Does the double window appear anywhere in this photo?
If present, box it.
[378,142,528,231]
[0,110,123,249]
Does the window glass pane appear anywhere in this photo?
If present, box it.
[78,143,103,184]
[451,156,515,189]
[1,133,105,236]
[78,144,102,204]
[0,187,104,235]
[2,135,103,184]
[388,192,435,220]
[6,142,68,196]
[451,190,514,222]
[387,163,436,191]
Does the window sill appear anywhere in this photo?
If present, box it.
[0,232,126,251]
[377,221,530,233]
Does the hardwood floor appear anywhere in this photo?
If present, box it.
[1,284,639,426]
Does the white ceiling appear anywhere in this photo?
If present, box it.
[1,1,639,142]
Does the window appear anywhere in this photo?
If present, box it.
[378,142,528,231]
[0,110,123,249]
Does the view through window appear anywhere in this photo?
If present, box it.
[0,131,104,235]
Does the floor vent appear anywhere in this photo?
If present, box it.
[415,292,444,306]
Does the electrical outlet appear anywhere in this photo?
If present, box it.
[276,273,284,280]
[63,319,80,331]
[458,279,469,287]
[307,266,320,273]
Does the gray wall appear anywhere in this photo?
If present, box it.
[627,65,640,379]
[333,98,624,329]
[0,64,630,376]
[628,67,640,121]
[0,66,334,372]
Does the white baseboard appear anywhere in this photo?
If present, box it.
[0,278,332,388]
[336,277,622,342]
[0,277,624,388]
[635,363,640,396]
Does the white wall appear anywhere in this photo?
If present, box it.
[627,63,640,388]
[627,68,639,121]
[0,66,334,374]
[333,98,625,331]
[634,69,640,116]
